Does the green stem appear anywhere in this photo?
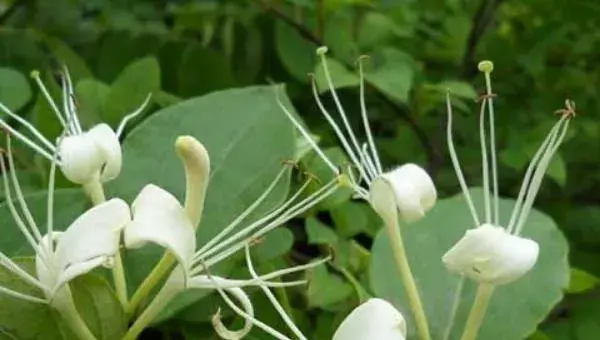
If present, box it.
[54,288,97,340]
[126,253,175,318]
[123,277,180,340]
[460,283,495,340]
[384,218,431,340]
[83,177,128,307]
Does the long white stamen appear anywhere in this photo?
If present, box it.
[201,182,337,270]
[479,99,492,224]
[0,284,46,304]
[245,245,308,340]
[0,103,56,153]
[31,71,69,131]
[194,177,313,265]
[247,256,330,283]
[483,73,499,225]
[361,143,378,181]
[0,155,40,251]
[507,120,562,233]
[60,70,79,135]
[197,167,289,256]
[317,49,366,174]
[6,140,42,242]
[46,149,58,250]
[310,77,369,182]
[446,93,480,226]
[0,254,45,291]
[514,118,570,235]
[116,93,152,138]
[276,91,338,174]
[357,57,383,174]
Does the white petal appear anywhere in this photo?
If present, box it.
[124,184,196,271]
[51,199,129,292]
[442,224,540,285]
[86,124,122,182]
[58,134,104,184]
[35,234,61,293]
[333,298,406,340]
[379,163,437,223]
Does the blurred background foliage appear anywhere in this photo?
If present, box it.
[0,0,598,339]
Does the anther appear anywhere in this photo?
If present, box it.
[554,99,577,118]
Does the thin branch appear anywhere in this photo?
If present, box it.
[461,0,506,78]
[254,0,323,45]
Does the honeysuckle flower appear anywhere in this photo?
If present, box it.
[442,61,573,285]
[0,136,129,339]
[0,67,150,186]
[278,46,435,340]
[333,298,407,340]
[121,136,338,340]
[278,46,436,224]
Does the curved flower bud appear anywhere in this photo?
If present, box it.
[370,163,436,223]
[442,224,539,285]
[124,184,196,273]
[58,123,122,184]
[333,298,406,340]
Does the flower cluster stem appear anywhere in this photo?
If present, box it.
[460,283,495,340]
[384,218,431,340]
[53,289,97,340]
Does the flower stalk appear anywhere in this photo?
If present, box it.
[460,283,495,340]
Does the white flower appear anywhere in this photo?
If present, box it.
[442,62,573,285]
[0,67,151,185]
[278,46,436,223]
[0,137,129,305]
[120,136,338,340]
[333,298,406,340]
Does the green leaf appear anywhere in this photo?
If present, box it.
[75,78,109,127]
[45,36,93,81]
[112,85,295,304]
[102,56,159,126]
[306,217,339,245]
[370,188,569,339]
[364,48,415,103]
[0,257,125,340]
[307,264,353,308]
[276,20,317,82]
[314,58,360,93]
[567,268,599,294]
[330,201,379,237]
[177,43,237,97]
[0,68,32,111]
[252,227,294,262]
[70,274,128,339]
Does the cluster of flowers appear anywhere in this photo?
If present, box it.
[0,48,572,340]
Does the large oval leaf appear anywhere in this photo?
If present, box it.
[370,188,569,340]
[110,85,295,289]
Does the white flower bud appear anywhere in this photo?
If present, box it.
[370,163,437,223]
[442,224,539,285]
[333,298,406,340]
[58,123,122,184]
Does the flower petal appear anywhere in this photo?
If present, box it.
[442,224,540,285]
[52,199,129,291]
[86,123,122,183]
[378,163,437,223]
[333,298,406,340]
[124,184,196,271]
[58,134,104,184]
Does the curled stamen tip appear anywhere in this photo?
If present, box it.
[355,55,370,65]
[30,70,40,79]
[316,46,329,56]
[554,99,577,118]
[477,60,494,73]
[303,171,322,185]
